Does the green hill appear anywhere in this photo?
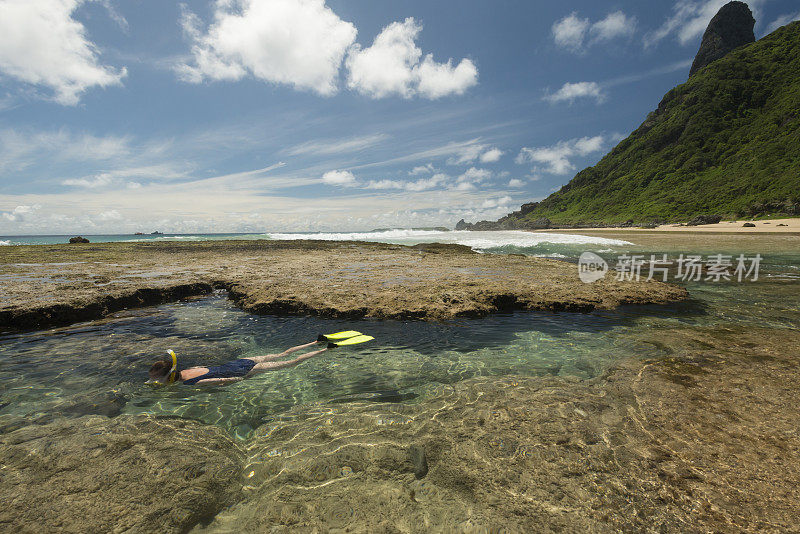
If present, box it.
[500,21,800,227]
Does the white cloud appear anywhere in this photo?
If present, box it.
[409,163,434,175]
[62,173,114,188]
[591,11,636,42]
[177,0,358,95]
[322,170,356,186]
[457,167,492,184]
[365,173,447,192]
[480,196,512,209]
[97,209,123,221]
[508,178,524,188]
[0,0,126,105]
[766,11,800,34]
[479,148,504,163]
[445,140,490,166]
[285,134,388,156]
[552,13,590,52]
[645,0,764,48]
[544,81,605,104]
[553,11,635,52]
[516,135,605,175]
[1,204,41,222]
[346,18,477,99]
[0,129,131,173]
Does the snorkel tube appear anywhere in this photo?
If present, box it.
[146,349,179,385]
[166,349,178,384]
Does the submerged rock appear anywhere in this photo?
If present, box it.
[0,415,244,533]
[689,1,755,77]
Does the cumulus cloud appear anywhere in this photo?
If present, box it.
[0,0,126,105]
[444,142,503,166]
[553,11,635,52]
[516,135,605,175]
[365,173,448,192]
[177,0,358,95]
[544,81,605,105]
[508,178,525,188]
[409,163,434,176]
[346,18,477,99]
[1,204,41,222]
[645,0,765,48]
[457,167,492,184]
[479,148,504,163]
[765,11,800,34]
[322,170,356,186]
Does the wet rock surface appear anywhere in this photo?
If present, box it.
[194,326,800,533]
[0,415,245,533]
[0,240,687,330]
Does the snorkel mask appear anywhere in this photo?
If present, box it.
[146,349,178,385]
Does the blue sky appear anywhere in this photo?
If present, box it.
[1,0,798,234]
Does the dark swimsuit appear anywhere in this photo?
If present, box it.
[182,358,257,385]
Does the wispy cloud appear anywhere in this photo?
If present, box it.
[644,0,764,48]
[285,134,389,156]
[765,11,800,35]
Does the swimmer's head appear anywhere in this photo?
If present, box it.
[148,360,172,383]
[147,350,178,385]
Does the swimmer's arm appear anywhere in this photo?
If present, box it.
[190,377,245,386]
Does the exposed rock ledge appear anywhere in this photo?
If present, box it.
[0,240,687,330]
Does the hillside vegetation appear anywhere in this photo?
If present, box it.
[509,22,800,226]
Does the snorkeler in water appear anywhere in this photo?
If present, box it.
[147,331,373,386]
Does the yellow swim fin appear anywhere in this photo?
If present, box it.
[318,330,362,342]
[327,335,374,348]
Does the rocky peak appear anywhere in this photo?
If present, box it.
[689,1,755,77]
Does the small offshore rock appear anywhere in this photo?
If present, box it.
[687,214,723,226]
[69,236,90,243]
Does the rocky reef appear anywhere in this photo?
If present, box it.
[0,415,244,533]
[689,1,755,77]
[0,240,687,330]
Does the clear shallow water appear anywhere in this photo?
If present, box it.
[0,232,798,442]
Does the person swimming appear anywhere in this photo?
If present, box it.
[147,331,373,386]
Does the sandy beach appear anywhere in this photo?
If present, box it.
[541,217,800,234]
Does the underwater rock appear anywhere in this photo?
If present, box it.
[408,444,428,479]
[0,414,245,533]
[193,326,800,533]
